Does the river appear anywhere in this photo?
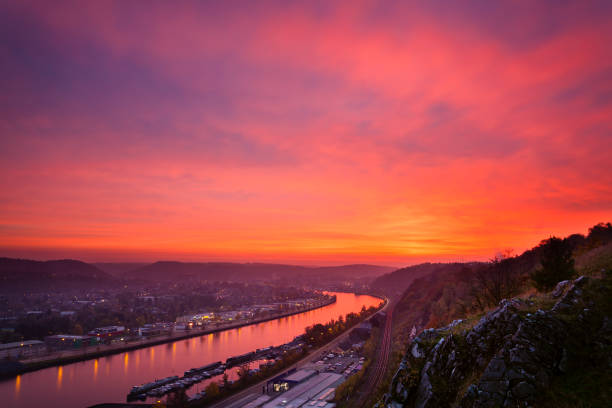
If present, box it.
[0,292,381,408]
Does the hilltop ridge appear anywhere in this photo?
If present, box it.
[126,261,394,282]
[370,222,612,407]
[0,257,116,291]
[379,273,611,407]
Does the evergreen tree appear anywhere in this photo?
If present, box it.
[531,236,575,291]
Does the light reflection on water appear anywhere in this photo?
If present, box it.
[0,292,380,408]
[123,353,129,374]
[56,366,62,391]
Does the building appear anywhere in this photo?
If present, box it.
[351,321,372,341]
[138,323,172,337]
[88,325,125,339]
[0,340,47,359]
[284,369,318,385]
[218,311,240,321]
[263,370,342,408]
[44,335,99,350]
[176,312,215,326]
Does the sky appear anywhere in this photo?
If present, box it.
[0,1,611,266]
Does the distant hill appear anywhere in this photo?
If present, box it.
[370,262,479,297]
[0,258,393,289]
[309,264,395,278]
[0,257,116,291]
[92,262,149,277]
[126,261,394,282]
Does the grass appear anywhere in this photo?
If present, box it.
[535,270,612,408]
[575,242,612,277]
[373,243,612,407]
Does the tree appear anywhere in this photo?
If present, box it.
[531,236,575,291]
[205,381,220,398]
[586,222,612,247]
[166,389,187,408]
[135,315,146,327]
[237,362,251,384]
[471,250,523,310]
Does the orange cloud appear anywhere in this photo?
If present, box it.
[0,1,611,265]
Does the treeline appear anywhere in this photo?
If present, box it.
[468,221,612,312]
[304,304,380,347]
[152,348,308,408]
[1,281,323,343]
[395,222,612,331]
[370,222,612,408]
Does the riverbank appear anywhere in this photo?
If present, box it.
[206,295,389,408]
[93,296,389,408]
[0,297,337,379]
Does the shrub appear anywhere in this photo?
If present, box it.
[531,237,575,291]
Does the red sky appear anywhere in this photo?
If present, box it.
[1,1,611,266]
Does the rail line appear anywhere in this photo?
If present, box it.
[358,302,394,407]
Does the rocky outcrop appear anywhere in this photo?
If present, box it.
[378,275,611,407]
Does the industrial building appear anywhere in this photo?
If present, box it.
[44,334,99,350]
[263,370,341,408]
[225,369,342,408]
[88,325,125,339]
[137,323,172,337]
[0,340,46,359]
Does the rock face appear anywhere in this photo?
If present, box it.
[378,276,611,408]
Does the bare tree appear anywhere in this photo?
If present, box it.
[471,250,523,310]
[237,362,251,384]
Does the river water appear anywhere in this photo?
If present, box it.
[0,292,381,408]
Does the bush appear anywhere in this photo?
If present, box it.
[531,237,575,292]
[205,381,220,398]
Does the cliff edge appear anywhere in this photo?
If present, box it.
[378,274,611,407]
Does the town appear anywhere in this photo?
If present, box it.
[0,282,334,365]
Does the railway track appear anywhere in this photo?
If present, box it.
[209,299,390,408]
[357,302,394,407]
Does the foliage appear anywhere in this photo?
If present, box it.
[584,222,612,248]
[304,305,378,347]
[374,223,612,408]
[194,348,307,406]
[166,388,188,408]
[575,242,612,276]
[470,251,526,310]
[531,237,576,291]
[334,359,370,403]
[534,272,612,407]
[204,381,220,397]
[335,327,379,406]
[237,362,251,384]
[192,304,382,406]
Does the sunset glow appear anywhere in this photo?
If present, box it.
[1,1,611,265]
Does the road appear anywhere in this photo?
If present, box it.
[356,300,395,407]
[208,298,390,408]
